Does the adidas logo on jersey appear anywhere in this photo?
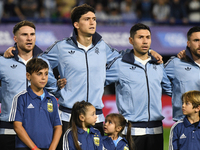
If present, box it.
[68,50,75,54]
[27,103,34,109]
[11,64,17,69]
[130,66,136,70]
[180,133,186,139]
[185,67,191,71]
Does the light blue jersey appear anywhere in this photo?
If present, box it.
[165,47,200,121]
[106,50,172,135]
[40,30,121,122]
[0,45,42,122]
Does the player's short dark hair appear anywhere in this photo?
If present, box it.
[13,20,35,35]
[26,58,48,75]
[71,4,95,28]
[130,23,151,38]
[187,26,200,40]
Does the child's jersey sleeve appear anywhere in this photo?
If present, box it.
[9,92,26,122]
[63,129,76,150]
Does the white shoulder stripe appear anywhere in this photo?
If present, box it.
[164,56,176,68]
[63,128,72,150]
[9,90,27,121]
[43,39,63,54]
[48,92,56,98]
[168,119,183,150]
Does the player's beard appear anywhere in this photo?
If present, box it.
[18,45,33,53]
[192,48,200,58]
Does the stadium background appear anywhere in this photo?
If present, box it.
[0,23,189,150]
[0,0,200,149]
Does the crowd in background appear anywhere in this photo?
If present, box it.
[0,0,200,25]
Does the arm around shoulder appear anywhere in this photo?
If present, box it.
[164,56,176,80]
[3,47,15,58]
[105,57,120,86]
[162,66,172,97]
[149,49,163,64]
[40,41,60,69]
[105,43,121,64]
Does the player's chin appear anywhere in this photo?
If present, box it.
[103,129,107,133]
[25,47,34,52]
[182,112,187,115]
[88,30,95,35]
[142,49,149,52]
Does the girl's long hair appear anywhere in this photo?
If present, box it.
[106,113,134,150]
[69,100,93,150]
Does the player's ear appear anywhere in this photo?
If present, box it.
[129,37,133,45]
[74,22,79,29]
[13,36,17,43]
[187,40,190,48]
[116,126,122,132]
[195,105,200,113]
[79,113,85,122]
[26,72,31,81]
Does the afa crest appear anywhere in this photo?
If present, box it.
[94,136,100,146]
[47,99,53,112]
[95,47,99,54]
[124,146,129,150]
[153,64,157,70]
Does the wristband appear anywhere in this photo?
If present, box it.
[31,145,37,150]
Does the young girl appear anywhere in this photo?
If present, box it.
[63,100,102,150]
[103,113,134,150]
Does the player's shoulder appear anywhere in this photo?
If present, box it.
[14,90,28,101]
[90,126,102,135]
[171,119,184,131]
[164,56,179,67]
[47,91,57,101]
[0,55,12,61]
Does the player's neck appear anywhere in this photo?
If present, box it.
[82,124,88,132]
[77,35,92,47]
[192,53,200,64]
[18,50,33,61]
[30,85,44,96]
[134,51,149,60]
[109,132,119,140]
[187,114,200,124]
[194,59,200,65]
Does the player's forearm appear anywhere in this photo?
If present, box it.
[49,125,62,150]
[14,121,38,150]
